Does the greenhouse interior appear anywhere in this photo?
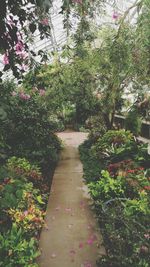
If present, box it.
[0,0,150,266]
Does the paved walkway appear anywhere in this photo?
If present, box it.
[39,132,105,267]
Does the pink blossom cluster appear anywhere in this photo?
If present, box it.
[41,18,49,26]
[3,53,9,65]
[19,92,31,100]
[144,233,150,240]
[3,18,28,67]
[11,88,46,99]
[3,43,28,67]
[15,41,28,59]
[7,16,15,28]
[112,11,119,20]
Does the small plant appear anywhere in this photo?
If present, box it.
[7,157,45,189]
[0,224,39,267]
[8,204,46,236]
[91,129,134,160]
[89,170,125,202]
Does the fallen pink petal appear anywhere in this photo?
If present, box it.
[83,262,92,267]
[87,238,94,245]
[65,207,72,212]
[79,242,84,248]
[70,249,76,255]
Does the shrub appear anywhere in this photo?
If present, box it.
[0,81,61,171]
[80,129,150,267]
[86,114,107,141]
[0,156,49,266]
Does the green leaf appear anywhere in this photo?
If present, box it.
[36,195,45,204]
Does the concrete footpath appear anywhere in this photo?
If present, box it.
[39,132,105,267]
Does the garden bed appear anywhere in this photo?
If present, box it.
[0,81,62,266]
[79,129,150,267]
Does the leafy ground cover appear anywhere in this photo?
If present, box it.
[0,80,62,266]
[0,157,49,266]
[79,129,150,267]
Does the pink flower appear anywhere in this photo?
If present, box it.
[7,16,15,27]
[79,242,84,248]
[112,12,119,20]
[19,52,28,59]
[41,18,49,26]
[16,41,24,53]
[19,92,25,99]
[24,210,28,216]
[3,53,9,65]
[87,234,97,245]
[144,234,150,240]
[87,238,94,245]
[83,261,92,267]
[15,41,28,59]
[19,92,31,100]
[39,89,46,96]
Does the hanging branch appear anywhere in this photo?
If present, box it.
[116,0,144,39]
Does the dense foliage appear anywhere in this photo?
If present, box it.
[23,57,101,128]
[0,80,61,172]
[0,79,61,265]
[0,0,107,79]
[0,157,49,266]
[79,129,150,267]
[0,0,150,266]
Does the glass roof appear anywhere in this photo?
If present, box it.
[0,0,137,78]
